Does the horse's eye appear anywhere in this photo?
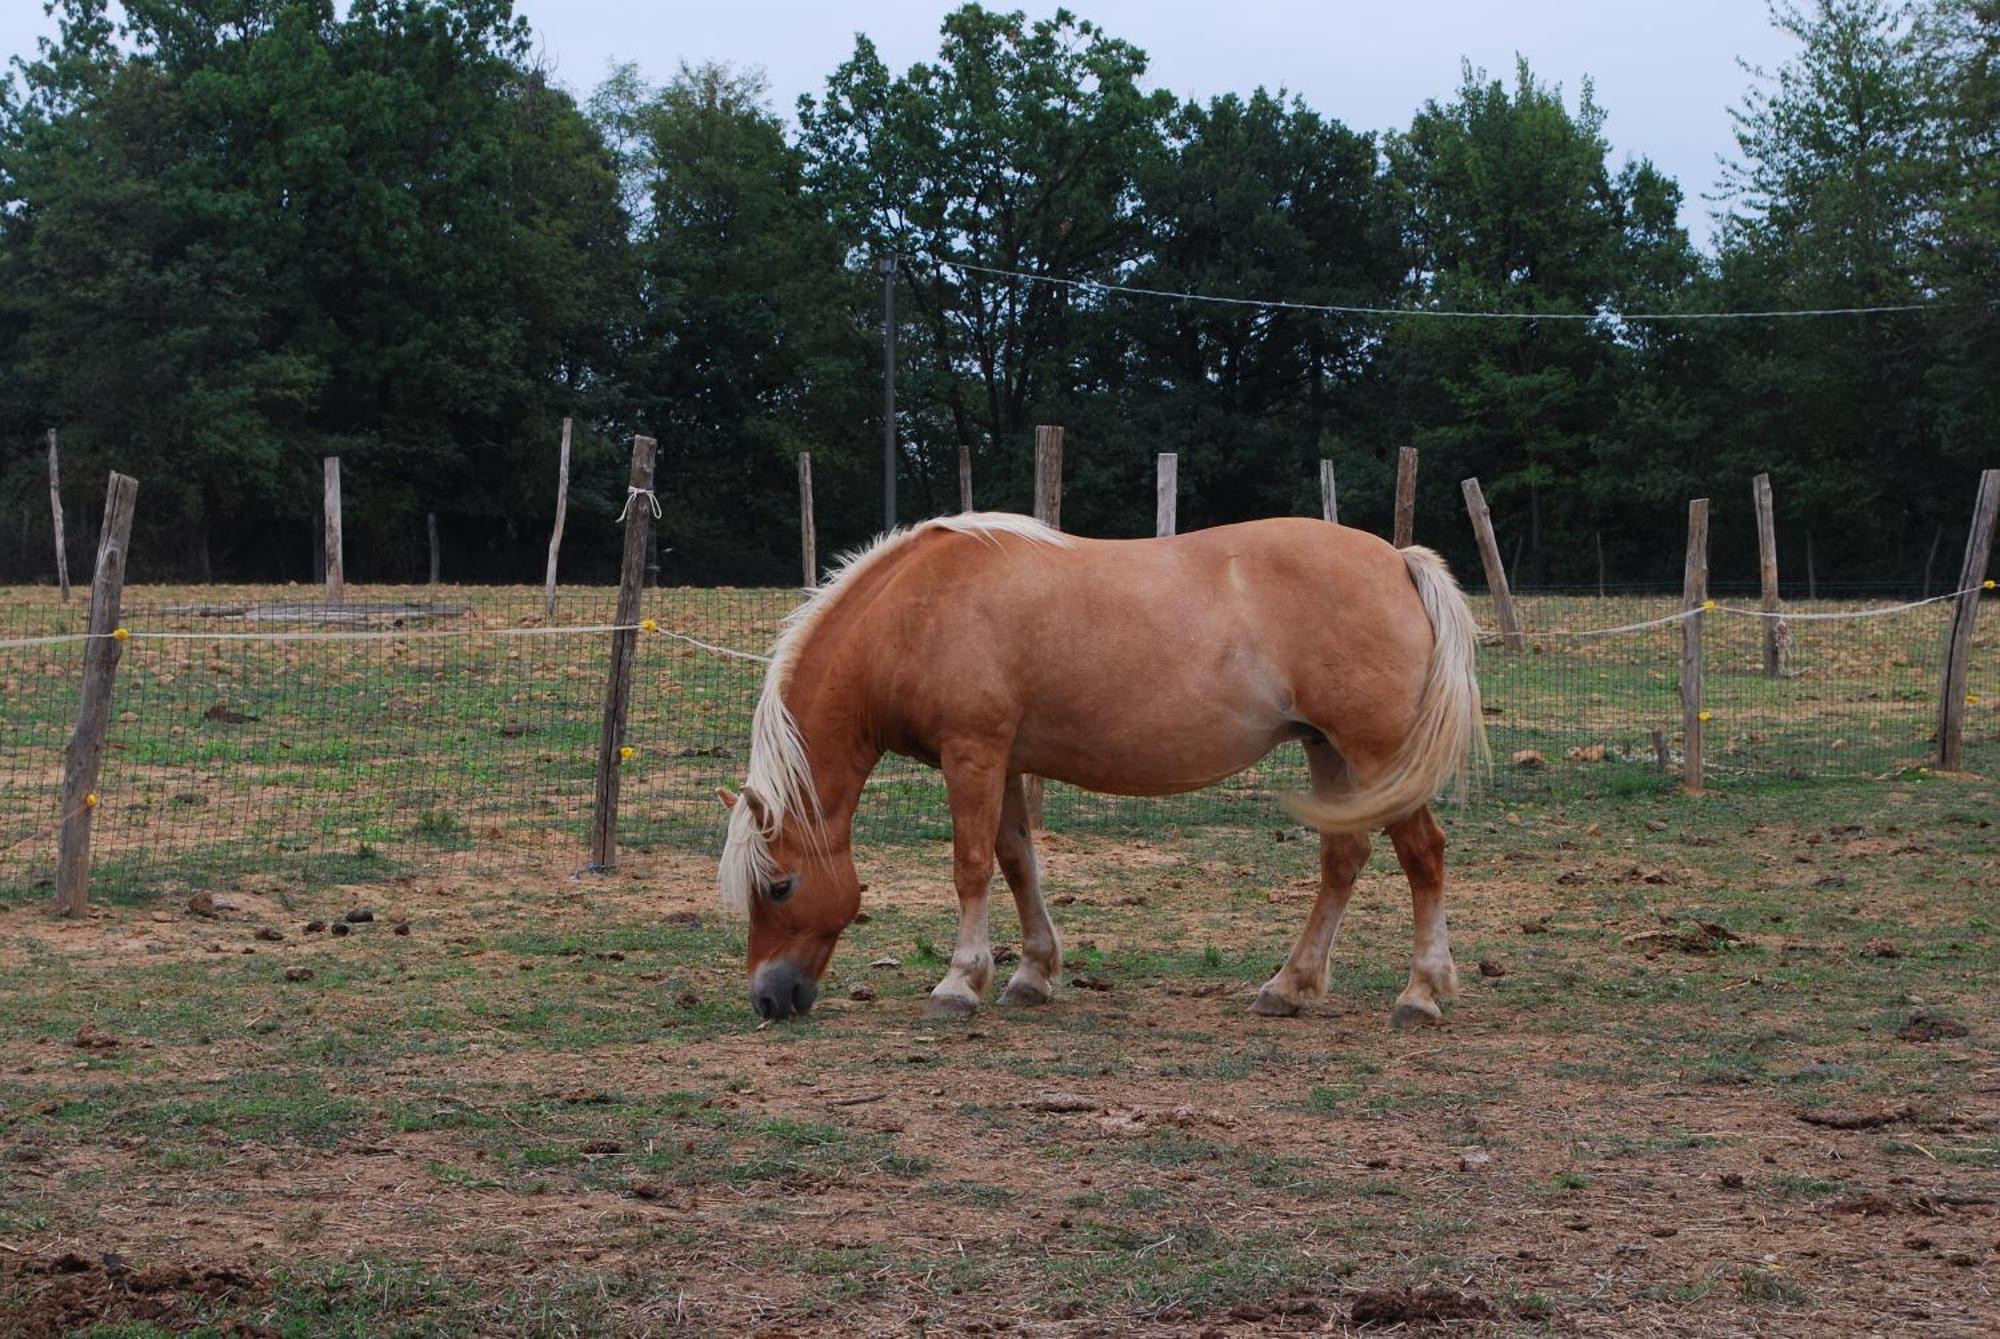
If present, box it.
[765,876,795,903]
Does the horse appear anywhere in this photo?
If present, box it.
[717,511,1486,1025]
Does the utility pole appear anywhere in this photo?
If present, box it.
[881,253,897,531]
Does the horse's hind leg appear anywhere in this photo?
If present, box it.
[1386,805,1458,1027]
[926,742,1007,1019]
[1253,740,1371,1017]
[995,773,1061,1006]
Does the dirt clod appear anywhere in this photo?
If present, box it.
[329,923,351,938]
[302,920,325,933]
[73,1024,119,1050]
[1071,975,1113,992]
[1862,938,1902,958]
[1350,1286,1493,1326]
[393,923,411,936]
[342,908,374,924]
[254,927,283,942]
[1799,1104,1914,1131]
[1023,1091,1101,1114]
[848,984,876,1002]
[1898,1012,1969,1042]
[186,891,217,918]
[283,967,314,982]
[1478,959,1507,978]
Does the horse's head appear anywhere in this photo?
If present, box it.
[719,786,863,1020]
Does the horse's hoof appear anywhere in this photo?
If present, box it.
[924,992,980,1019]
[1390,1000,1443,1029]
[1250,985,1302,1017]
[1000,978,1052,1007]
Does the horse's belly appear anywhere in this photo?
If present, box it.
[1012,716,1289,798]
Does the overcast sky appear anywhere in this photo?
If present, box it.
[3,1,1799,250]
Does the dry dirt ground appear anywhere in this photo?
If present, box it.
[2,780,1997,1336]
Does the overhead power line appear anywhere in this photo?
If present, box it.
[936,258,1943,323]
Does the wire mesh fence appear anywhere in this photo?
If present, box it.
[2,576,1995,901]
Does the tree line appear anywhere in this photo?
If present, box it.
[0,0,1994,591]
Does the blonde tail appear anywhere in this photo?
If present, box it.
[1284,546,1489,832]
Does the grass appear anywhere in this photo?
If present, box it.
[2,583,1998,1333]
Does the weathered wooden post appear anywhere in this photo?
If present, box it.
[426,512,440,585]
[1319,459,1339,525]
[1753,473,1783,675]
[1033,426,1063,530]
[545,417,572,617]
[1461,478,1524,652]
[55,472,139,918]
[47,430,70,602]
[798,452,818,591]
[322,457,344,605]
[1026,426,1064,827]
[958,443,974,513]
[1681,498,1710,795]
[591,437,658,871]
[1393,446,1418,548]
[1937,468,2000,770]
[1156,452,1177,537]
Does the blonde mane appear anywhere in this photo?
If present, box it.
[718,512,1073,913]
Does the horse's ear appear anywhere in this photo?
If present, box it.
[717,787,738,810]
[739,786,772,831]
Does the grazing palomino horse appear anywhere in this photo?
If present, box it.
[719,513,1485,1025]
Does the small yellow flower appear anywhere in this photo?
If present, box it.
[112,627,130,641]
[1701,599,1716,611]
[619,745,634,762]
[1697,710,1712,723]
[1969,694,1981,707]
[85,793,98,808]
[1986,579,1996,590]
[640,618,658,633]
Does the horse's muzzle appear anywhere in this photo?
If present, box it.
[750,961,818,1021]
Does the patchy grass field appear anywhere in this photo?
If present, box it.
[3,775,1996,1335]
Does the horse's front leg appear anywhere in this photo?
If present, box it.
[926,743,1007,1018]
[995,773,1060,1006]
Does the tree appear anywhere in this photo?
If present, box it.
[1707,0,1945,584]
[1369,60,1697,582]
[0,0,631,579]
[604,62,872,581]
[799,5,1175,515]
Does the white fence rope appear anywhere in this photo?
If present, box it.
[2,581,1985,656]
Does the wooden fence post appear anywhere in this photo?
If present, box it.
[1937,468,2000,771]
[1156,452,1177,537]
[47,430,70,602]
[1753,473,1783,675]
[591,437,658,871]
[1681,498,1710,795]
[1026,426,1064,828]
[322,457,344,605]
[1319,459,1339,525]
[959,443,974,514]
[1461,478,1524,652]
[799,452,818,591]
[426,512,440,585]
[1393,446,1418,548]
[55,472,138,918]
[545,417,572,617]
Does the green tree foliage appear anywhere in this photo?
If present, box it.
[1367,61,1698,582]
[1,1,1992,590]
[799,5,1175,516]
[1706,0,1946,584]
[0,0,629,579]
[599,62,872,582]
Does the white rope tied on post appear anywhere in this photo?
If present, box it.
[616,486,662,524]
